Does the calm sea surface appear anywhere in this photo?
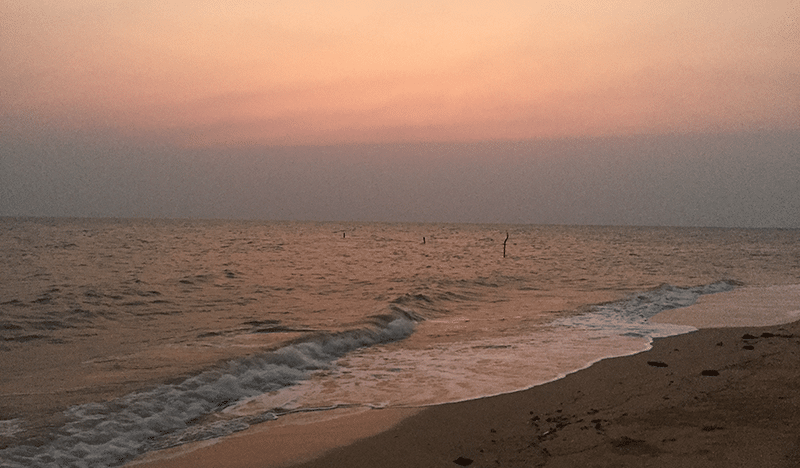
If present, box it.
[1,218,799,467]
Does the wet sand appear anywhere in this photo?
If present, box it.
[128,406,419,468]
[651,284,800,329]
[131,316,800,467]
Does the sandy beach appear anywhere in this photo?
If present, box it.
[130,313,800,467]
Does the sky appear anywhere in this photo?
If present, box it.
[1,1,799,227]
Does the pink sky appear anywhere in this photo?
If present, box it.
[3,0,798,146]
[2,1,799,227]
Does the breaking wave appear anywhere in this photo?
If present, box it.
[0,309,421,468]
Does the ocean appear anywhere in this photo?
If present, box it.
[1,218,798,467]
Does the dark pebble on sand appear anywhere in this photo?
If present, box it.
[647,361,668,367]
[743,345,754,350]
[453,456,474,466]
[701,370,720,376]
[742,333,757,339]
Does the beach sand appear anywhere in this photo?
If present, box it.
[651,285,800,329]
[130,319,800,467]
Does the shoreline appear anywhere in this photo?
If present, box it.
[127,406,420,468]
[293,320,800,468]
[129,318,800,467]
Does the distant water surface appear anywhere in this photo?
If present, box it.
[1,218,798,467]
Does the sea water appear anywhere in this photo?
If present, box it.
[1,218,798,467]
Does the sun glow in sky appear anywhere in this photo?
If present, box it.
[3,0,798,145]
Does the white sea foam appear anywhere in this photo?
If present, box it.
[0,314,419,468]
[554,280,738,339]
[253,281,740,411]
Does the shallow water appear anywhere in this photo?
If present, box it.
[1,219,798,467]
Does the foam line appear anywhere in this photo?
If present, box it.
[555,280,739,338]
